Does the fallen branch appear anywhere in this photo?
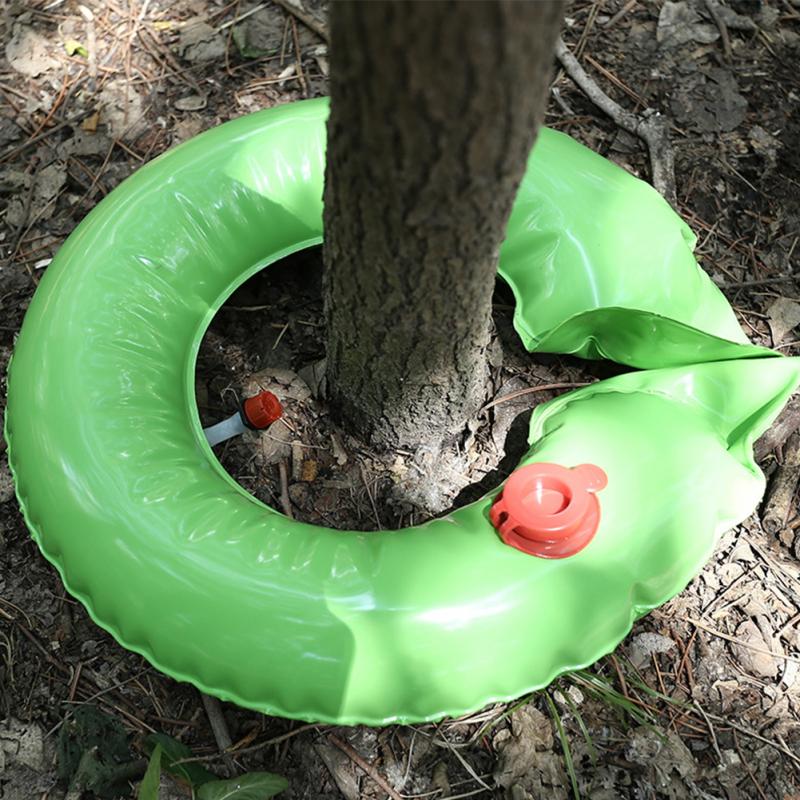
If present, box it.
[555,37,676,209]
[761,430,800,542]
[755,395,800,461]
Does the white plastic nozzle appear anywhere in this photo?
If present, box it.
[204,411,248,447]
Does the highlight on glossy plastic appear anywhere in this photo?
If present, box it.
[5,97,799,725]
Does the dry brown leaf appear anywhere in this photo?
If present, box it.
[767,297,800,345]
[733,620,781,678]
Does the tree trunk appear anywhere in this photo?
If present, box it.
[323,0,564,451]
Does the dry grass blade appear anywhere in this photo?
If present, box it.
[431,734,493,793]
[545,693,580,800]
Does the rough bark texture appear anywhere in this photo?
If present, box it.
[323,0,564,450]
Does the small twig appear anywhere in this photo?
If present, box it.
[733,730,771,800]
[272,321,289,350]
[481,382,591,412]
[217,2,267,31]
[720,716,800,768]
[604,0,637,28]
[555,37,676,208]
[584,54,644,106]
[138,28,204,94]
[683,617,800,664]
[290,17,308,97]
[719,275,797,289]
[399,730,416,792]
[272,0,329,43]
[124,0,152,125]
[360,461,382,530]
[551,87,575,116]
[747,541,800,601]
[609,654,629,699]
[0,107,96,165]
[278,459,293,518]
[68,662,84,703]
[704,0,733,61]
[574,0,600,60]
[693,700,722,763]
[328,734,403,800]
[26,72,69,143]
[200,693,235,770]
[78,5,98,88]
[698,564,756,618]
[171,723,321,766]
[278,415,298,434]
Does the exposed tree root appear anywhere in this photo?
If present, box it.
[555,37,677,209]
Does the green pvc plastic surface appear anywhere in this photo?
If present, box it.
[6,98,799,725]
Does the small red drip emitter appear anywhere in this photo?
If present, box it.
[490,462,608,558]
[242,390,283,430]
[203,390,283,447]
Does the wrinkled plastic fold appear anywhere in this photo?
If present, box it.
[5,98,798,725]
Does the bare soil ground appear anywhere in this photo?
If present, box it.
[2,1,800,799]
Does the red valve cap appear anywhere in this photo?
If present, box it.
[490,462,607,558]
[242,390,283,430]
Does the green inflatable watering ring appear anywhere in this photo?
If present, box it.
[6,98,799,725]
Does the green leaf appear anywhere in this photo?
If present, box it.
[57,705,132,798]
[144,733,216,788]
[197,772,289,800]
[64,39,89,57]
[138,745,162,800]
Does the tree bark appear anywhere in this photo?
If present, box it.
[323,0,564,450]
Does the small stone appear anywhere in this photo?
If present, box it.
[0,719,45,771]
[628,631,676,669]
[178,20,226,63]
[174,95,208,112]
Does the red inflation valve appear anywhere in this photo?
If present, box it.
[490,462,607,558]
[241,390,283,430]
